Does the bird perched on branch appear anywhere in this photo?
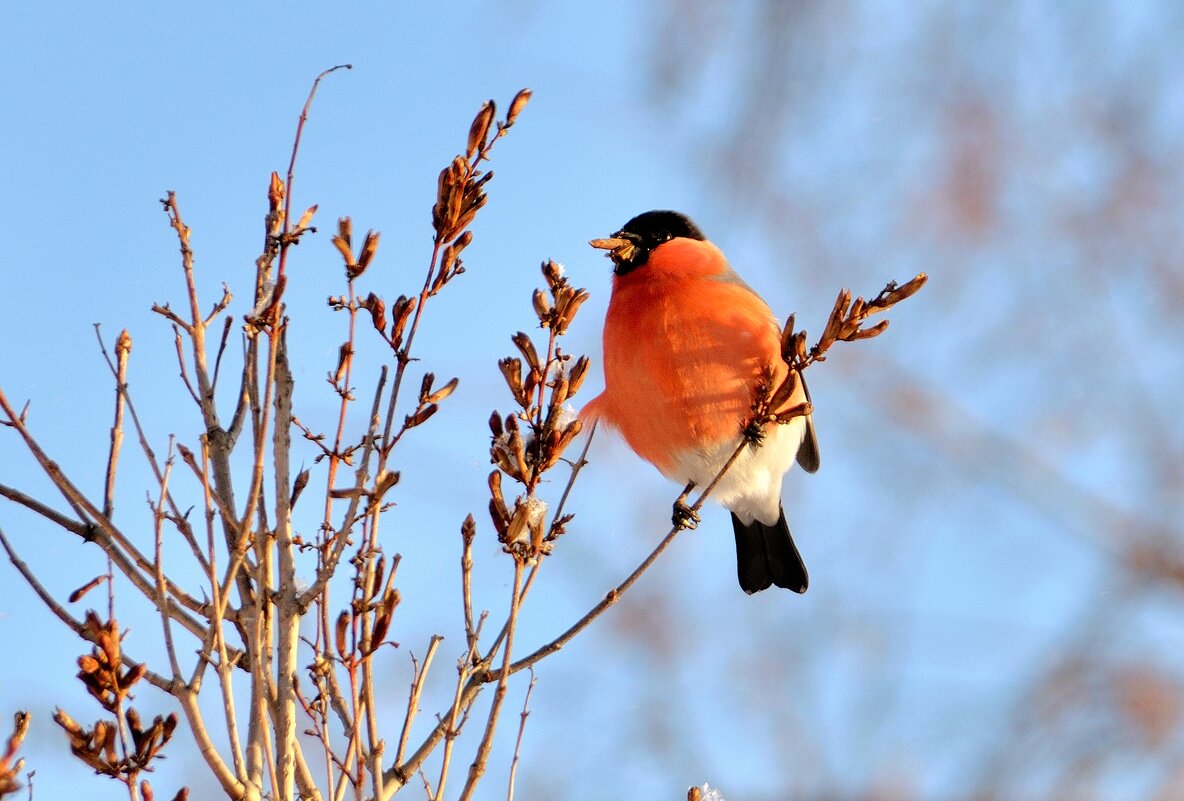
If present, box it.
[582,210,819,594]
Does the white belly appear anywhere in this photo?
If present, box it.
[662,417,805,526]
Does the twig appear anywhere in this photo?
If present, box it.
[152,443,184,682]
[280,64,351,285]
[172,325,202,405]
[505,670,536,801]
[395,635,443,768]
[458,559,526,801]
[98,326,131,520]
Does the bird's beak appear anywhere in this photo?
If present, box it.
[589,236,636,263]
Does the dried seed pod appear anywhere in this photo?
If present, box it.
[532,288,553,326]
[268,172,284,212]
[98,627,120,671]
[793,331,808,364]
[566,355,590,397]
[508,426,530,482]
[354,230,380,277]
[332,343,351,385]
[419,373,436,403]
[368,555,386,601]
[126,708,144,748]
[96,719,116,762]
[369,588,400,651]
[452,230,473,252]
[461,513,477,547]
[555,418,582,454]
[467,100,496,157]
[404,404,438,429]
[852,319,890,340]
[53,708,83,739]
[390,295,416,350]
[489,410,505,438]
[488,471,508,514]
[780,314,796,361]
[290,468,310,508]
[541,259,563,288]
[364,292,386,333]
[123,662,148,689]
[892,272,928,301]
[427,377,459,403]
[554,287,589,334]
[506,88,532,127]
[69,575,107,604]
[487,472,511,536]
[824,289,851,341]
[375,469,400,499]
[512,332,541,374]
[498,357,527,406]
[332,218,355,264]
[296,204,318,231]
[449,155,470,183]
[547,373,569,420]
[335,611,350,659]
[768,370,799,413]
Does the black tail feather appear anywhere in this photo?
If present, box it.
[730,507,808,594]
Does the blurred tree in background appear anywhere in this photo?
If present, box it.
[555,2,1184,799]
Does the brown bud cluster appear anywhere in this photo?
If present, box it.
[432,88,530,252]
[486,260,589,557]
[795,273,929,368]
[53,706,177,779]
[388,295,416,352]
[332,216,380,280]
[334,555,400,662]
[536,260,589,335]
[76,612,144,710]
[0,711,30,797]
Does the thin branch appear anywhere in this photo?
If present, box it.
[505,669,536,801]
[504,437,748,676]
[98,326,131,520]
[458,559,526,801]
[152,444,185,682]
[395,636,443,766]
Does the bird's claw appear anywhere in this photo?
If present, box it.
[672,498,701,530]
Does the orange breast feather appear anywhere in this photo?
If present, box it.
[584,239,794,473]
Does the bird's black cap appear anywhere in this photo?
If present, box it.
[617,210,706,244]
[594,210,707,275]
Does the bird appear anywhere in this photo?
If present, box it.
[581,210,819,594]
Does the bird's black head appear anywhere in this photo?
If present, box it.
[590,210,706,275]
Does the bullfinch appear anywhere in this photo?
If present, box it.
[582,210,819,594]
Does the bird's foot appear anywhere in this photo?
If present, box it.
[672,484,700,530]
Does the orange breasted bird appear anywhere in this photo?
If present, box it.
[582,210,820,594]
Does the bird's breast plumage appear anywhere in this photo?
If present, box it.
[583,238,787,475]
